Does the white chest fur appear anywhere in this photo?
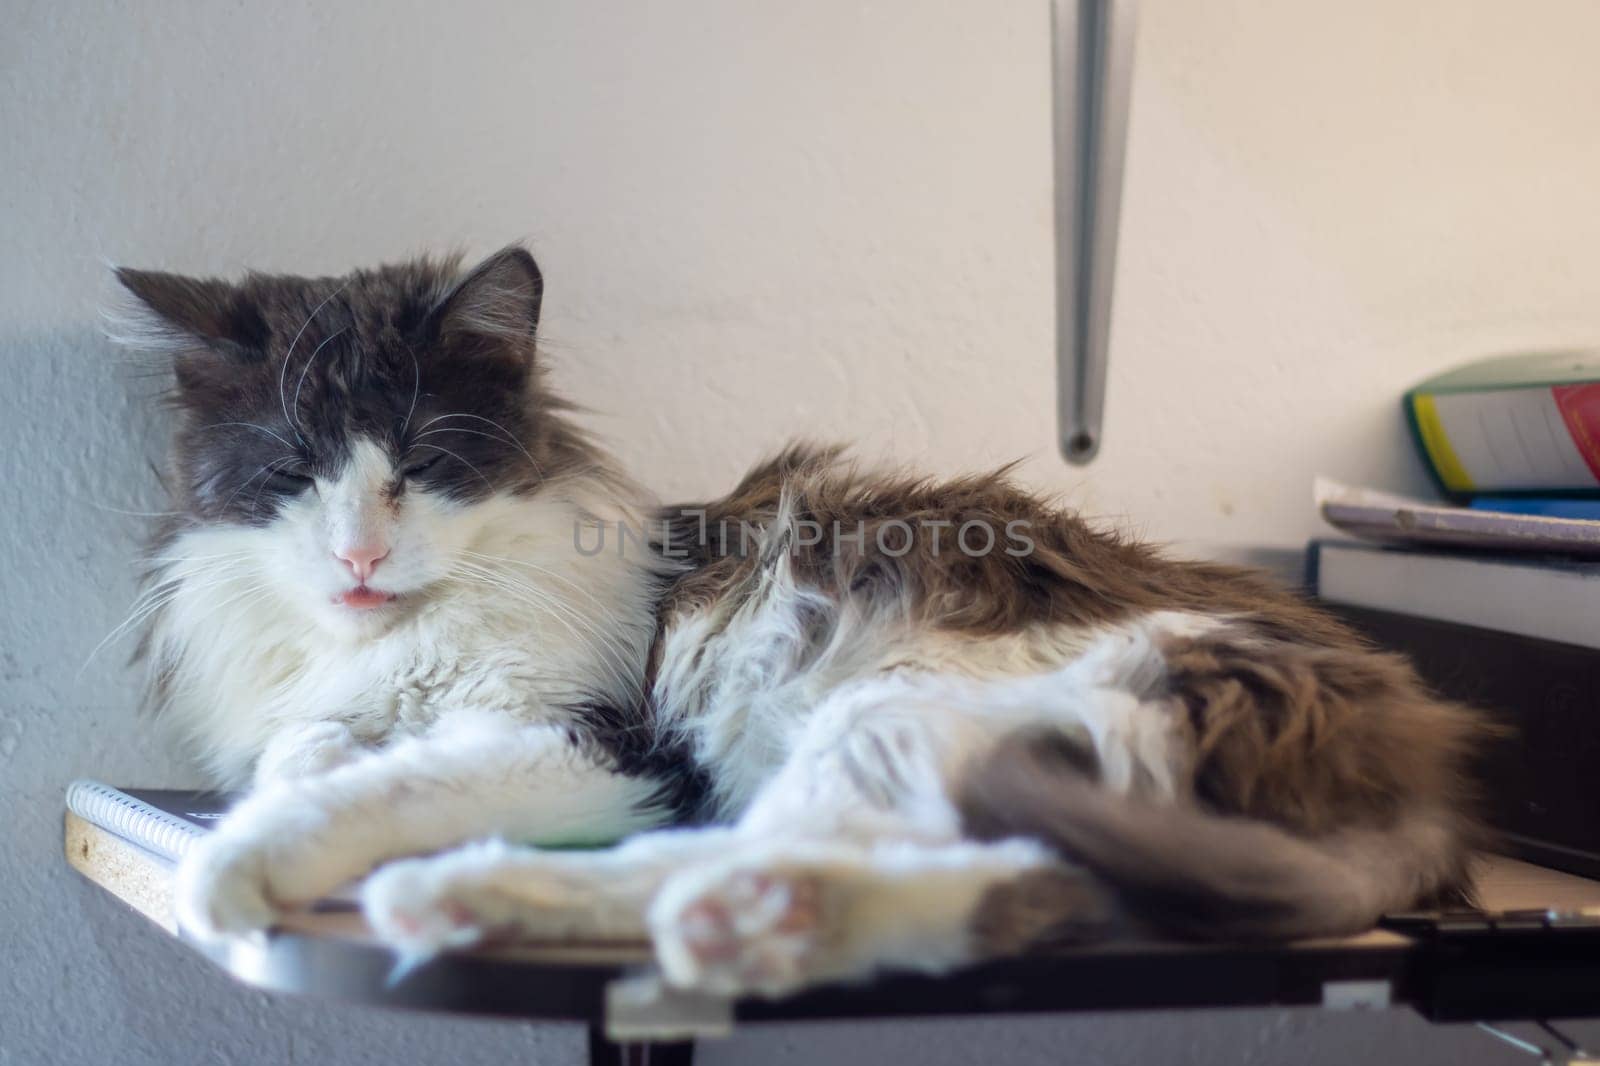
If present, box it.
[143,490,661,787]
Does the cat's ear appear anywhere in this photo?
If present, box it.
[108,268,266,360]
[429,246,543,351]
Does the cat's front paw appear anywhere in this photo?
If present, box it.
[650,863,834,997]
[361,849,500,961]
[175,833,282,941]
[253,721,365,786]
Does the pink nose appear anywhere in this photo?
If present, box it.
[334,543,390,582]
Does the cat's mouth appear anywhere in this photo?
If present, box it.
[337,585,398,611]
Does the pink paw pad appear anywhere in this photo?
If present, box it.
[667,870,828,991]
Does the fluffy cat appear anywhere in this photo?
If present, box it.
[110,246,1489,996]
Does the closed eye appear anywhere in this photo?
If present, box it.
[401,452,443,479]
[264,468,314,494]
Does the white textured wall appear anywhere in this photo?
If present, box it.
[6,2,1600,1063]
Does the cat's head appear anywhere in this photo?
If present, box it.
[113,246,595,639]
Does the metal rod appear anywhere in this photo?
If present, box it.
[1475,1022,1550,1059]
[1053,0,1138,465]
[1537,1020,1586,1055]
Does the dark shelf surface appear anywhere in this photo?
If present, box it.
[67,811,1600,1030]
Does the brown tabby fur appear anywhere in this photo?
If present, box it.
[661,444,1362,646]
[653,444,1493,945]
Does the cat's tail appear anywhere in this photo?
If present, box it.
[959,733,1477,942]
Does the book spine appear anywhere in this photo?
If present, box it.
[64,780,206,863]
[1469,496,1600,520]
[1406,383,1600,496]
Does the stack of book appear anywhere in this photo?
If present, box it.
[1310,352,1600,879]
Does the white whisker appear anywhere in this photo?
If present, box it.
[401,340,422,437]
[449,567,630,693]
[460,550,629,626]
[415,412,543,477]
[278,283,348,442]
[186,579,275,632]
[414,443,495,493]
[290,326,350,435]
[219,455,299,515]
[416,416,540,473]
[81,561,249,674]
[448,560,642,699]
[413,427,544,478]
[85,502,185,519]
[197,421,297,451]
[141,550,251,569]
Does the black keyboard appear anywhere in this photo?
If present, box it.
[1383,907,1600,936]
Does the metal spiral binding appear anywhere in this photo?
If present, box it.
[65,780,205,862]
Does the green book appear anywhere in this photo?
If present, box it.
[1405,351,1600,497]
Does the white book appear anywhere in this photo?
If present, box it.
[1315,477,1600,557]
[1311,540,1600,651]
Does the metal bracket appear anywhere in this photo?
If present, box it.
[1053,0,1138,465]
[1321,979,1393,1011]
[605,973,734,1043]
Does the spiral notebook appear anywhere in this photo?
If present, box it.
[67,780,372,911]
[65,779,234,863]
